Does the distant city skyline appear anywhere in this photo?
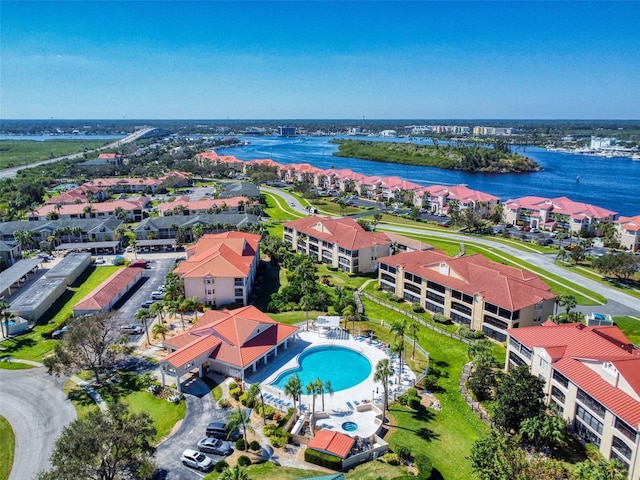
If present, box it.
[1,1,639,120]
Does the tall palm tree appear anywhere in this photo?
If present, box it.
[408,322,420,359]
[374,359,394,422]
[320,379,333,412]
[284,374,302,414]
[390,318,408,374]
[389,341,404,386]
[342,305,355,335]
[468,339,495,370]
[226,407,253,447]
[306,380,322,434]
[299,294,314,331]
[149,301,165,322]
[248,383,266,425]
[134,308,151,344]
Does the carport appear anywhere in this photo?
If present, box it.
[0,257,42,298]
[55,240,120,254]
[136,238,176,251]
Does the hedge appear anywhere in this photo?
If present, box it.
[415,454,434,480]
[304,448,342,470]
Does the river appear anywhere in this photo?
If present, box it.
[218,136,640,217]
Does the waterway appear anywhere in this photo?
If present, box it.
[218,136,640,216]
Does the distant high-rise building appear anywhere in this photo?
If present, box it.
[278,126,297,137]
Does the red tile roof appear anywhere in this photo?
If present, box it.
[508,322,640,427]
[162,306,298,369]
[615,214,640,233]
[307,430,355,458]
[283,216,391,251]
[504,196,616,219]
[379,250,555,311]
[72,267,141,312]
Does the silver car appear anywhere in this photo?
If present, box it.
[181,449,214,472]
[197,437,233,456]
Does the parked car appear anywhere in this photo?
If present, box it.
[128,260,148,268]
[150,291,164,300]
[197,437,233,456]
[181,449,214,472]
[94,256,105,264]
[52,326,68,339]
[141,300,156,309]
[119,324,143,335]
[206,422,241,441]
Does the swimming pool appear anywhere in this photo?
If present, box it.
[271,345,371,392]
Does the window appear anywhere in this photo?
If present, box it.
[612,436,632,460]
[451,301,472,316]
[235,288,243,297]
[404,292,419,303]
[577,389,606,418]
[539,357,549,371]
[205,278,213,284]
[482,325,507,342]
[508,351,526,367]
[425,301,444,314]
[483,315,508,330]
[426,291,445,304]
[614,417,637,443]
[404,282,421,295]
[576,405,603,435]
[551,386,565,404]
[427,281,446,293]
[381,273,396,284]
[450,312,471,326]
[552,370,569,389]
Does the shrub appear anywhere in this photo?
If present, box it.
[432,313,451,324]
[397,394,408,405]
[256,403,276,419]
[458,326,485,339]
[304,448,342,470]
[228,382,238,390]
[239,392,254,408]
[395,445,411,461]
[236,438,247,451]
[249,440,260,451]
[584,443,601,462]
[415,454,433,479]
[270,434,287,448]
[237,455,252,467]
[383,452,400,466]
[213,460,229,472]
[412,304,425,313]
[408,396,421,410]
[406,387,418,397]
[230,387,242,401]
[263,424,278,436]
[218,398,230,409]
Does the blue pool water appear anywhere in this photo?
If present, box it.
[594,313,606,320]
[271,346,371,392]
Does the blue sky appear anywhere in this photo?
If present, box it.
[2,1,639,119]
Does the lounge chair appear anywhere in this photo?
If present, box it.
[346,401,354,409]
[353,400,360,406]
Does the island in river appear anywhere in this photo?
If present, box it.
[331,139,540,173]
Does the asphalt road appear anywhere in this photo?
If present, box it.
[0,366,76,480]
[155,377,231,480]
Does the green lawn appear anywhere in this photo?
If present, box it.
[0,266,122,362]
[0,139,108,169]
[360,299,492,480]
[263,193,304,221]
[63,372,186,443]
[0,416,15,480]
[204,462,325,480]
[614,316,640,345]
[0,360,34,370]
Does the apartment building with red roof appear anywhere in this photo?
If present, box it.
[28,197,149,222]
[173,231,261,307]
[615,214,640,252]
[507,322,640,478]
[283,216,391,274]
[195,151,244,171]
[158,195,256,217]
[159,305,299,391]
[504,196,617,234]
[378,250,556,342]
[414,184,500,218]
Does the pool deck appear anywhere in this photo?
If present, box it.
[245,329,416,438]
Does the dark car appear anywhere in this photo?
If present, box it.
[197,437,233,456]
[52,325,68,339]
[141,300,156,309]
[206,422,240,441]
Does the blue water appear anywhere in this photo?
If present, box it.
[271,346,371,392]
[218,136,640,216]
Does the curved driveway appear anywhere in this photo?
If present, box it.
[0,366,76,480]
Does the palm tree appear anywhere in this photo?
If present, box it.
[320,379,333,412]
[0,299,10,338]
[219,465,248,480]
[408,322,419,359]
[468,339,495,370]
[226,406,253,446]
[134,308,151,344]
[299,294,314,331]
[149,301,165,322]
[341,305,355,335]
[390,318,408,375]
[306,380,322,434]
[558,294,577,315]
[374,359,394,421]
[152,323,168,341]
[284,374,302,414]
[248,383,266,425]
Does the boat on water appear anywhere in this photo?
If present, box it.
[632,153,640,161]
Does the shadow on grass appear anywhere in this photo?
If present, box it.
[0,337,38,354]
[96,372,142,402]
[551,433,588,464]
[388,404,440,442]
[67,386,99,408]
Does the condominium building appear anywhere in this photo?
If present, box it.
[507,322,640,479]
[283,216,391,274]
[378,250,556,341]
[614,215,640,252]
[173,231,261,307]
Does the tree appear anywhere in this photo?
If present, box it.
[134,308,152,344]
[248,383,266,425]
[557,294,577,315]
[284,374,303,414]
[493,366,545,434]
[468,338,495,369]
[151,323,168,341]
[0,299,10,338]
[469,431,528,480]
[467,365,495,401]
[149,301,165,322]
[218,465,249,480]
[306,380,322,432]
[408,321,419,359]
[573,458,628,480]
[570,244,585,264]
[226,407,253,447]
[374,358,394,421]
[43,313,131,383]
[593,252,640,282]
[299,294,314,331]
[317,378,334,412]
[390,318,408,380]
[342,304,355,335]
[37,401,156,480]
